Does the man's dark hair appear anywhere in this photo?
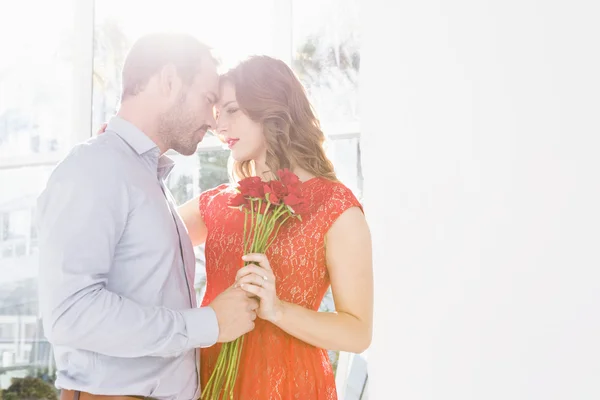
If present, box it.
[120,32,215,101]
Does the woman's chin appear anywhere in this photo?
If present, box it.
[231,147,262,163]
[230,151,250,162]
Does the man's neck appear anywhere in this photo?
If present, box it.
[117,101,168,154]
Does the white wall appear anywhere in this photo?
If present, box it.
[361,1,600,399]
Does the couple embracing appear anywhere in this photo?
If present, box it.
[37,32,373,400]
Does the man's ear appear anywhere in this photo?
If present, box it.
[158,64,182,99]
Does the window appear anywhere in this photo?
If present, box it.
[0,0,77,386]
[292,0,362,202]
[0,323,14,341]
[1,0,364,392]
[24,323,37,340]
[0,0,76,164]
[326,136,363,200]
[292,0,360,130]
[0,167,53,277]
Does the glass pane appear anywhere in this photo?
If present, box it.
[165,148,230,206]
[292,0,360,130]
[0,0,75,160]
[0,166,54,281]
[326,136,363,200]
[92,0,276,130]
[0,166,55,389]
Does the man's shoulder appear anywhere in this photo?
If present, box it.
[55,133,133,179]
[42,134,135,198]
[71,132,133,163]
[36,134,133,215]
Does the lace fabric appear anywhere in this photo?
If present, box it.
[198,177,362,400]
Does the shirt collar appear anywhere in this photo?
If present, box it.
[107,116,158,155]
[157,155,176,181]
[106,116,175,180]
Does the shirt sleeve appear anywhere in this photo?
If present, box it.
[36,146,219,358]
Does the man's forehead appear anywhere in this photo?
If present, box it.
[193,63,219,96]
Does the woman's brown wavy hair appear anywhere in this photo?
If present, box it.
[219,56,338,182]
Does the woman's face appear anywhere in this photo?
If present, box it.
[215,81,266,163]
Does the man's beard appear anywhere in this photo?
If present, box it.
[158,98,197,156]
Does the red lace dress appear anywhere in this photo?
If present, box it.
[198,177,362,400]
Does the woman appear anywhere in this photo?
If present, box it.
[179,55,373,399]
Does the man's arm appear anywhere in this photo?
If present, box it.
[37,148,218,358]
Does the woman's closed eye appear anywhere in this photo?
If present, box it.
[226,107,239,114]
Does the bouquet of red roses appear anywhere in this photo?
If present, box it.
[202,169,308,400]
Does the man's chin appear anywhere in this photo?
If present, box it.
[172,144,198,156]
[181,147,198,156]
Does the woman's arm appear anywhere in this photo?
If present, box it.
[238,206,373,353]
[178,196,208,246]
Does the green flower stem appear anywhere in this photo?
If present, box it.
[254,199,269,253]
[215,343,231,395]
[203,341,228,398]
[265,214,292,250]
[255,205,286,251]
[251,200,260,254]
[243,209,249,254]
[231,335,245,397]
[202,200,298,399]
[223,339,238,398]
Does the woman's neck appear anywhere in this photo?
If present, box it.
[254,160,276,181]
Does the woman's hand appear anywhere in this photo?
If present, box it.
[96,123,107,135]
[235,253,284,323]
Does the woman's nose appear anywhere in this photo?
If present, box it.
[216,116,227,133]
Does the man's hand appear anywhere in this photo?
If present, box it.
[209,286,259,342]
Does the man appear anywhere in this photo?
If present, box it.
[36,33,258,400]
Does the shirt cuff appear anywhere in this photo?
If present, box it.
[181,306,220,348]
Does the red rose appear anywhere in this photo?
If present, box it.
[277,168,301,192]
[264,180,287,205]
[238,176,264,199]
[228,193,248,208]
[271,180,288,197]
[264,186,280,205]
[291,200,310,216]
[287,183,302,197]
[283,193,302,207]
[283,193,308,215]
